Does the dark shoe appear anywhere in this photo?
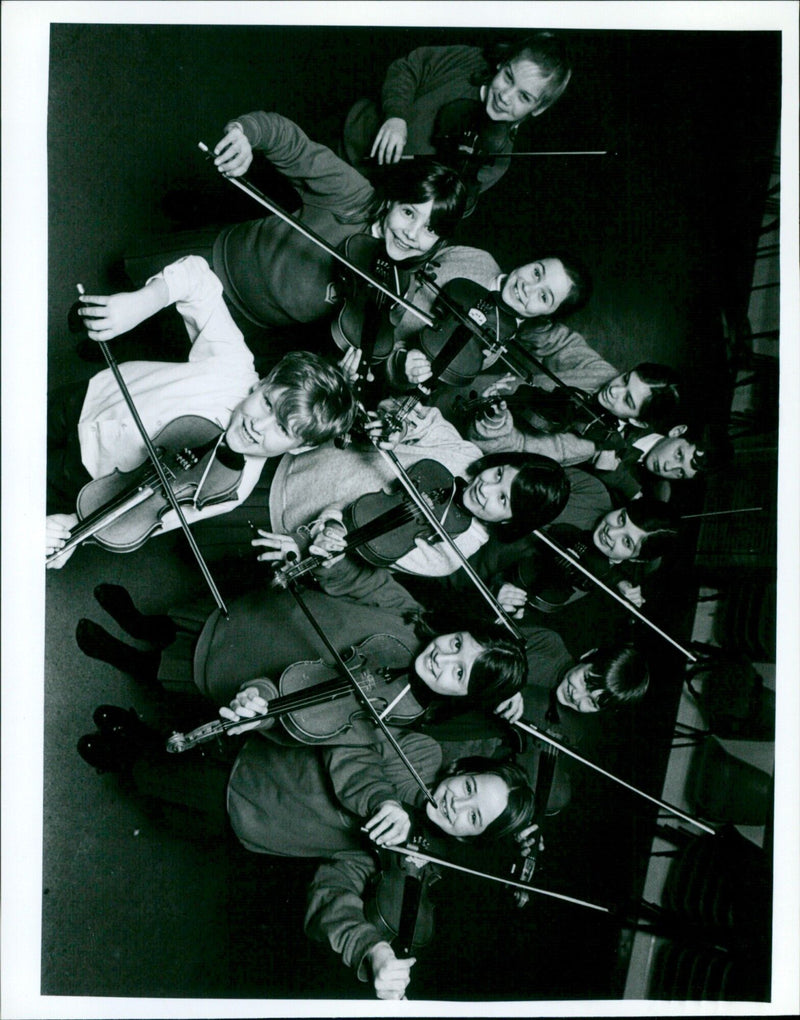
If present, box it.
[93,584,176,648]
[76,618,160,683]
[76,731,140,773]
[92,704,143,738]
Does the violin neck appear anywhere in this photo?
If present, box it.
[168,675,359,751]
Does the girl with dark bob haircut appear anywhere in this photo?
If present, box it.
[466,452,571,542]
[366,159,468,264]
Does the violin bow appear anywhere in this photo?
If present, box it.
[513,718,715,835]
[373,445,523,643]
[531,528,697,662]
[362,150,610,165]
[284,577,438,808]
[198,142,435,327]
[73,285,229,616]
[384,844,611,914]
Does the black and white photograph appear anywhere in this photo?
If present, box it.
[2,1,798,1016]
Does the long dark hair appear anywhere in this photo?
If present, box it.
[410,611,527,705]
[438,756,536,844]
[624,497,681,561]
[467,452,570,542]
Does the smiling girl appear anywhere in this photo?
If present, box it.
[255,451,569,589]
[209,112,466,333]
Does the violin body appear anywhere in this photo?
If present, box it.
[272,459,473,587]
[432,98,514,187]
[73,416,243,554]
[279,633,423,743]
[342,459,472,567]
[331,234,409,365]
[167,633,424,753]
[367,841,437,956]
[479,384,625,450]
[417,277,518,389]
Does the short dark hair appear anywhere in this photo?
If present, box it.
[368,160,467,251]
[624,497,681,561]
[632,362,682,427]
[467,452,570,542]
[441,756,536,843]
[582,644,650,710]
[683,424,732,476]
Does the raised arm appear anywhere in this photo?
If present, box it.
[213,111,373,214]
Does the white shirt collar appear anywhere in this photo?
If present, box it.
[632,432,663,460]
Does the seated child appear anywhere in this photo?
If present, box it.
[257,451,570,589]
[209,112,466,332]
[587,422,722,502]
[466,362,682,467]
[46,255,356,568]
[342,32,572,206]
[418,497,680,620]
[387,250,593,387]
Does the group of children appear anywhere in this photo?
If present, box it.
[47,32,721,1000]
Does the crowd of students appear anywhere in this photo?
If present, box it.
[46,32,724,1000]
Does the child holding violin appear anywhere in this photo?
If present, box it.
[341,32,572,208]
[465,361,683,468]
[73,689,534,1001]
[258,450,569,590]
[385,249,593,393]
[74,562,528,737]
[585,421,724,504]
[207,112,468,340]
[406,497,681,632]
[45,255,356,569]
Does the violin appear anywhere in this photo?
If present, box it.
[417,277,518,388]
[273,459,472,586]
[331,234,412,366]
[461,382,627,452]
[381,277,519,437]
[367,838,438,957]
[506,740,558,908]
[166,632,424,752]
[432,98,515,186]
[46,416,245,563]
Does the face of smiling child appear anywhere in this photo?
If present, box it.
[414,631,485,697]
[555,662,603,713]
[425,772,509,837]
[595,371,653,422]
[225,384,306,458]
[592,507,648,564]
[484,57,550,123]
[461,465,519,524]
[381,200,439,261]
[501,259,573,318]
